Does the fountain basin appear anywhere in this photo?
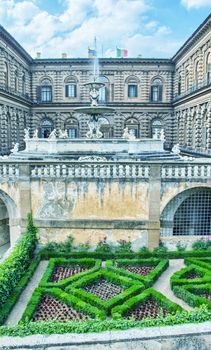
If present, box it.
[11,138,167,160]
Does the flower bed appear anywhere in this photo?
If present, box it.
[32,295,90,322]
[170,264,211,288]
[66,270,144,315]
[173,283,211,309]
[21,287,106,323]
[106,258,168,287]
[39,258,101,288]
[112,288,183,320]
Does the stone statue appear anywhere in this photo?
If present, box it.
[48,129,57,140]
[86,116,103,139]
[172,143,180,155]
[10,143,19,153]
[24,128,30,140]
[153,129,159,140]
[90,87,99,107]
[58,129,68,139]
[123,127,136,140]
[160,129,165,141]
[32,129,39,139]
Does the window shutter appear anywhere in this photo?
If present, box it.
[134,85,138,97]
[150,86,153,101]
[159,86,163,101]
[36,86,41,103]
[65,85,69,97]
[74,84,77,97]
[49,86,52,101]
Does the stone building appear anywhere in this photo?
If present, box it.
[0,14,210,155]
[0,15,211,251]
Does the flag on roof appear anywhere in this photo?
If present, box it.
[88,48,97,58]
[116,47,128,58]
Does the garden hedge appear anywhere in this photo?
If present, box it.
[66,270,144,314]
[40,249,211,260]
[170,264,211,288]
[106,258,169,287]
[173,284,211,309]
[112,288,183,319]
[21,287,106,323]
[0,213,37,309]
[39,258,102,288]
[184,257,211,271]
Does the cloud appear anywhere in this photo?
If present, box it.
[0,0,182,58]
[181,0,211,8]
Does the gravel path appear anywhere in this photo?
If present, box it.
[5,260,49,326]
[153,259,193,311]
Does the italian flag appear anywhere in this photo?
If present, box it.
[116,47,128,58]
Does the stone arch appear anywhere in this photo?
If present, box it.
[0,189,20,248]
[161,186,211,237]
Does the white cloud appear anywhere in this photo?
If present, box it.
[181,0,211,9]
[0,0,182,58]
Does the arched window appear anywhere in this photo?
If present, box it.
[14,69,18,92]
[195,61,200,88]
[65,117,79,138]
[173,189,211,235]
[125,117,140,138]
[22,73,26,95]
[39,118,54,138]
[151,118,163,138]
[99,117,112,138]
[126,76,138,98]
[150,78,163,102]
[178,75,181,95]
[206,53,211,84]
[96,76,109,103]
[64,76,77,98]
[40,78,52,102]
[4,62,9,87]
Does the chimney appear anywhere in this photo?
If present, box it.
[62,53,67,58]
[36,52,41,59]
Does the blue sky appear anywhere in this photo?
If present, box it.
[0,0,210,58]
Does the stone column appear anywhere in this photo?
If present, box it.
[18,164,32,233]
[186,108,192,147]
[148,164,161,249]
[0,105,8,154]
[195,106,202,150]
[178,110,184,145]
[206,104,211,152]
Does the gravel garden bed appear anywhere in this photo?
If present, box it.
[200,293,211,301]
[32,295,90,322]
[125,296,169,320]
[122,265,155,276]
[83,278,124,301]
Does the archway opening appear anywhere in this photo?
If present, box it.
[173,189,211,235]
[0,197,10,257]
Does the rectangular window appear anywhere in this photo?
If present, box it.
[68,128,77,138]
[65,84,77,97]
[151,86,162,102]
[128,84,137,98]
[41,86,52,102]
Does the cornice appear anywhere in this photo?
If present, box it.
[0,25,33,64]
[33,58,173,66]
[172,13,211,62]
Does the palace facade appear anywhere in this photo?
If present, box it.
[0,14,210,155]
[0,15,211,251]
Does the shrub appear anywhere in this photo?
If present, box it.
[170,264,211,288]
[115,240,132,253]
[95,237,113,253]
[44,235,74,253]
[139,246,150,253]
[176,241,187,252]
[173,284,211,309]
[192,238,210,251]
[0,213,37,308]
